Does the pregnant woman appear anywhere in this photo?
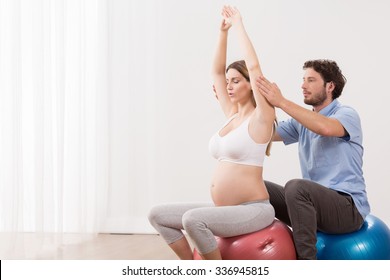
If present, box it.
[148,6,276,260]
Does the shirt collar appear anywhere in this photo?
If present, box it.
[317,99,340,116]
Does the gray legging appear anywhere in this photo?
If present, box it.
[148,200,275,255]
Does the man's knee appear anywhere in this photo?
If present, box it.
[285,179,311,198]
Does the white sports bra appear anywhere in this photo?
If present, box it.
[208,114,270,167]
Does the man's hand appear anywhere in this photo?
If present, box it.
[256,76,285,108]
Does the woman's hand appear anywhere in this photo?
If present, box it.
[221,5,242,26]
[219,18,231,32]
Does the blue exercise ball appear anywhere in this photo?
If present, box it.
[316,215,390,260]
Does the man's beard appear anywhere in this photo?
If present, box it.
[304,90,327,107]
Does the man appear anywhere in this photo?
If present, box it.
[256,59,370,259]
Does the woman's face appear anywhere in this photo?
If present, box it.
[226,68,252,104]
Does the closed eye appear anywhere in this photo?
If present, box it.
[227,77,241,84]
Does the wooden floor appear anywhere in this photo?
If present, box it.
[0,233,179,260]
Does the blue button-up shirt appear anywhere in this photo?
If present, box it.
[277,99,370,218]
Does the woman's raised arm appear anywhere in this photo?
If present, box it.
[211,19,237,118]
[222,6,275,126]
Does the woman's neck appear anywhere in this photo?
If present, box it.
[236,103,255,119]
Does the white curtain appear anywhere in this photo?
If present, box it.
[0,0,220,244]
[0,0,109,234]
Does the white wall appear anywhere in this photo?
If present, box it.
[101,0,390,233]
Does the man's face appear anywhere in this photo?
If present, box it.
[301,68,331,109]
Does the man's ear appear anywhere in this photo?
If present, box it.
[326,81,335,94]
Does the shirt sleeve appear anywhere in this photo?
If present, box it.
[331,106,363,144]
[277,118,300,145]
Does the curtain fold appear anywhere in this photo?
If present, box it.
[0,0,109,235]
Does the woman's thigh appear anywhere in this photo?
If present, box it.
[184,201,275,237]
[149,202,214,229]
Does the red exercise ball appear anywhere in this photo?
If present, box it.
[193,219,296,260]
